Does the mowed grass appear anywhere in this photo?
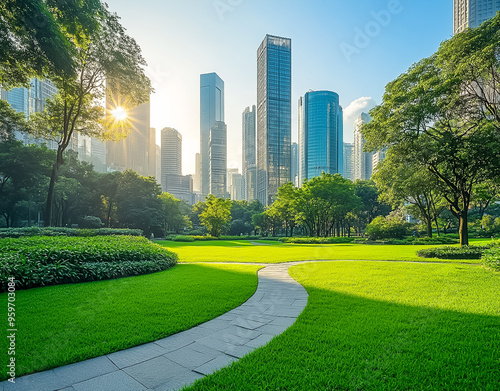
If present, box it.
[0,263,261,380]
[185,261,500,390]
[158,240,484,264]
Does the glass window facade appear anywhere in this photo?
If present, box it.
[454,0,500,34]
[200,73,224,196]
[242,105,257,201]
[298,91,343,184]
[257,35,292,206]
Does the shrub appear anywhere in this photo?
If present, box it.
[0,227,143,238]
[80,216,104,229]
[280,237,355,244]
[412,237,459,245]
[0,236,177,290]
[482,247,500,271]
[416,244,494,259]
[365,215,411,240]
[173,235,195,242]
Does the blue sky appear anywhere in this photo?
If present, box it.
[104,0,453,174]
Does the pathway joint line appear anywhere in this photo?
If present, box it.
[0,264,308,391]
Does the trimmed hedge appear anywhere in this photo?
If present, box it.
[0,227,143,238]
[173,235,195,242]
[385,237,460,245]
[416,244,494,260]
[482,247,500,271]
[280,237,355,244]
[0,236,177,290]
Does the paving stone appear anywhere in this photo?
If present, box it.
[196,336,234,352]
[164,345,220,369]
[1,370,66,391]
[193,354,237,376]
[153,371,204,391]
[154,332,197,353]
[198,318,231,330]
[245,333,275,348]
[107,343,167,369]
[255,324,288,336]
[224,344,255,359]
[123,356,186,389]
[269,317,297,327]
[53,356,118,385]
[230,317,265,330]
[73,371,146,391]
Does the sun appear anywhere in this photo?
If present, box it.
[111,106,128,121]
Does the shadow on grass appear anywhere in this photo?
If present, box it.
[186,282,500,390]
[0,264,261,380]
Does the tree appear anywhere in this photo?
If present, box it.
[29,6,152,226]
[363,51,500,246]
[267,183,298,237]
[114,170,162,236]
[351,180,390,236]
[159,193,192,234]
[199,195,232,237]
[373,151,444,237]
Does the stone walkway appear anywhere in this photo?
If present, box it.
[1,264,308,391]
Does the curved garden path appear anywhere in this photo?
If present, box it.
[1,263,308,391]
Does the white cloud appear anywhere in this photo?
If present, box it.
[342,97,377,143]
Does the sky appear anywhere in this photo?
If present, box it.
[104,0,454,175]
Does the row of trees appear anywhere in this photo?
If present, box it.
[363,14,500,245]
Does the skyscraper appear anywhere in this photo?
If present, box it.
[106,100,152,177]
[161,127,182,178]
[372,148,387,174]
[353,113,373,180]
[193,153,202,193]
[298,90,343,184]
[291,142,298,186]
[343,142,354,181]
[200,73,224,196]
[209,121,227,198]
[242,105,256,201]
[454,0,500,34]
[257,34,292,206]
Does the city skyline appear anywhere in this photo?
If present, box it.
[104,0,454,175]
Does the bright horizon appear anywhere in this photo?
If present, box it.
[104,0,453,176]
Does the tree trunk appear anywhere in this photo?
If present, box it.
[434,215,440,237]
[459,211,469,246]
[426,218,433,238]
[45,147,64,227]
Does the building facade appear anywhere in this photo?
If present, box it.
[298,90,343,184]
[209,121,227,198]
[454,0,500,34]
[200,73,224,196]
[161,127,182,181]
[242,105,256,201]
[353,112,373,180]
[193,153,202,193]
[372,148,387,174]
[343,142,354,181]
[257,34,292,206]
[163,174,194,204]
[291,142,298,186]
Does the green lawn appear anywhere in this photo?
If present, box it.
[185,261,500,390]
[158,239,484,264]
[0,263,261,380]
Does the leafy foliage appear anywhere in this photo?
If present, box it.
[0,236,177,290]
[365,210,411,240]
[198,195,232,237]
[482,246,500,271]
[416,244,495,260]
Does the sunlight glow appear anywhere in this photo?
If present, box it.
[112,106,128,121]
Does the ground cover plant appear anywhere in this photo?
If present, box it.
[0,236,177,290]
[185,261,500,390]
[0,227,143,238]
[483,247,500,271]
[158,240,485,264]
[417,241,498,259]
[0,263,261,380]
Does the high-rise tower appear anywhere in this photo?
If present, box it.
[454,0,500,34]
[353,113,373,181]
[200,73,224,196]
[257,34,292,206]
[242,105,256,201]
[298,90,343,184]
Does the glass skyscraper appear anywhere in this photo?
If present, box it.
[454,0,500,34]
[200,73,224,197]
[298,90,343,184]
[242,105,256,201]
[257,34,292,206]
[209,121,227,198]
[353,112,373,180]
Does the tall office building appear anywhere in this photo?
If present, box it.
[193,153,202,192]
[454,0,500,34]
[343,143,354,181]
[161,127,182,177]
[156,145,162,186]
[106,100,153,177]
[209,121,227,198]
[298,91,343,184]
[242,105,256,201]
[227,168,244,200]
[257,34,292,206]
[353,113,373,180]
[291,142,298,186]
[372,148,387,173]
[200,73,224,196]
